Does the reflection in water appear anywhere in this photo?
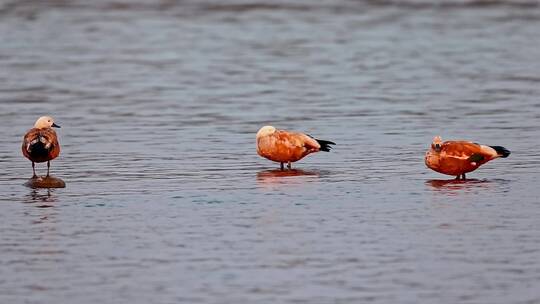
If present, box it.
[426,179,493,195]
[24,189,57,208]
[22,189,59,225]
[256,169,320,187]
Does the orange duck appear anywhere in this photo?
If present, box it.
[425,136,510,180]
[22,116,61,178]
[256,126,335,170]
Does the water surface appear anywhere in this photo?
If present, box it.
[1,1,540,303]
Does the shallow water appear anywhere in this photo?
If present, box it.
[1,0,540,303]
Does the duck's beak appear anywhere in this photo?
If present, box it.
[52,123,61,128]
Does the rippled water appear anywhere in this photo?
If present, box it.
[1,1,540,303]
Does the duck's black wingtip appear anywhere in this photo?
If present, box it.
[490,146,511,158]
[316,139,336,152]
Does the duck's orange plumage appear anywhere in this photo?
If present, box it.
[256,126,335,169]
[425,136,510,179]
[22,116,61,177]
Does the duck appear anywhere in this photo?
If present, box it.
[425,136,510,180]
[256,126,335,170]
[22,116,61,178]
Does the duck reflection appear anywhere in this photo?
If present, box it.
[426,179,492,195]
[24,188,57,207]
[257,168,320,187]
[23,189,58,225]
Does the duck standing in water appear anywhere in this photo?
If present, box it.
[22,116,61,178]
[256,126,335,170]
[425,136,510,180]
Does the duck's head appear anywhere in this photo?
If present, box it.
[431,136,442,152]
[256,126,276,139]
[34,116,60,129]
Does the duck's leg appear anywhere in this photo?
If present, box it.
[46,161,50,177]
[32,162,37,178]
[280,162,284,170]
[287,162,292,169]
[461,173,466,180]
[455,175,460,180]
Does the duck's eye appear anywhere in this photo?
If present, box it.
[48,120,51,122]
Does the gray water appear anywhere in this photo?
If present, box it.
[1,1,540,303]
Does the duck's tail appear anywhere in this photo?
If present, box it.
[490,146,511,158]
[316,139,336,152]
